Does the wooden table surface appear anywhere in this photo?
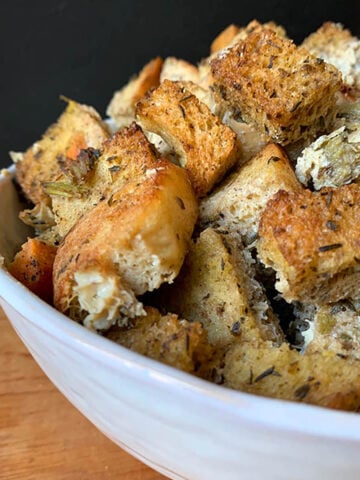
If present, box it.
[0,307,167,480]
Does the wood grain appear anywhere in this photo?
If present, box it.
[0,307,167,480]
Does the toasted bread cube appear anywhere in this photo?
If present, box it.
[136,79,239,196]
[202,20,287,92]
[211,20,287,56]
[223,341,360,411]
[258,183,360,304]
[50,123,175,238]
[210,24,240,54]
[160,57,200,83]
[292,301,360,360]
[302,22,360,89]
[200,144,302,244]
[15,100,109,205]
[106,307,211,374]
[53,125,198,330]
[296,99,360,189]
[106,57,163,125]
[8,238,57,304]
[211,28,341,145]
[156,228,283,349]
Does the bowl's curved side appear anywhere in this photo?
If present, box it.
[3,295,360,480]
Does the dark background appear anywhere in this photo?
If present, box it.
[1,0,359,167]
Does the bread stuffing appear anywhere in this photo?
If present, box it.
[6,19,360,412]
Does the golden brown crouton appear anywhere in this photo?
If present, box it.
[106,57,163,126]
[200,20,287,93]
[200,144,302,244]
[156,228,283,349]
[53,125,198,331]
[223,341,360,411]
[302,22,360,90]
[7,238,57,304]
[258,184,360,303]
[136,79,239,196]
[160,57,200,83]
[210,20,286,56]
[15,100,109,205]
[106,307,211,374]
[211,28,341,145]
[210,24,240,54]
[49,123,173,238]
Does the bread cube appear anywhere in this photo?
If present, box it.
[107,57,163,125]
[302,22,360,90]
[223,341,360,411]
[160,57,200,83]
[211,27,341,145]
[106,307,211,374]
[136,79,239,196]
[53,124,198,329]
[156,228,283,349]
[15,100,109,205]
[258,183,360,303]
[210,24,240,54]
[292,301,360,360]
[200,143,302,244]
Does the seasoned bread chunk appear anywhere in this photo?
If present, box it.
[53,126,198,331]
[49,123,177,238]
[210,24,240,54]
[160,57,200,83]
[293,301,360,360]
[200,144,302,244]
[211,28,341,145]
[296,100,360,189]
[106,306,211,374]
[7,238,57,304]
[157,228,283,349]
[15,100,109,205]
[136,79,239,196]
[106,57,163,125]
[210,20,286,56]
[302,22,360,90]
[296,125,360,189]
[223,341,360,411]
[258,184,360,303]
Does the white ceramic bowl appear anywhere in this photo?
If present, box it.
[1,166,360,480]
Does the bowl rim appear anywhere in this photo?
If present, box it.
[2,166,360,442]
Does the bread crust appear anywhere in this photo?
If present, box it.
[50,122,165,238]
[200,143,302,243]
[136,79,239,196]
[211,27,341,145]
[302,22,360,90]
[224,341,360,411]
[258,183,360,303]
[15,100,109,205]
[210,24,240,54]
[106,57,163,124]
[156,228,283,349]
[53,124,198,330]
[106,306,211,374]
